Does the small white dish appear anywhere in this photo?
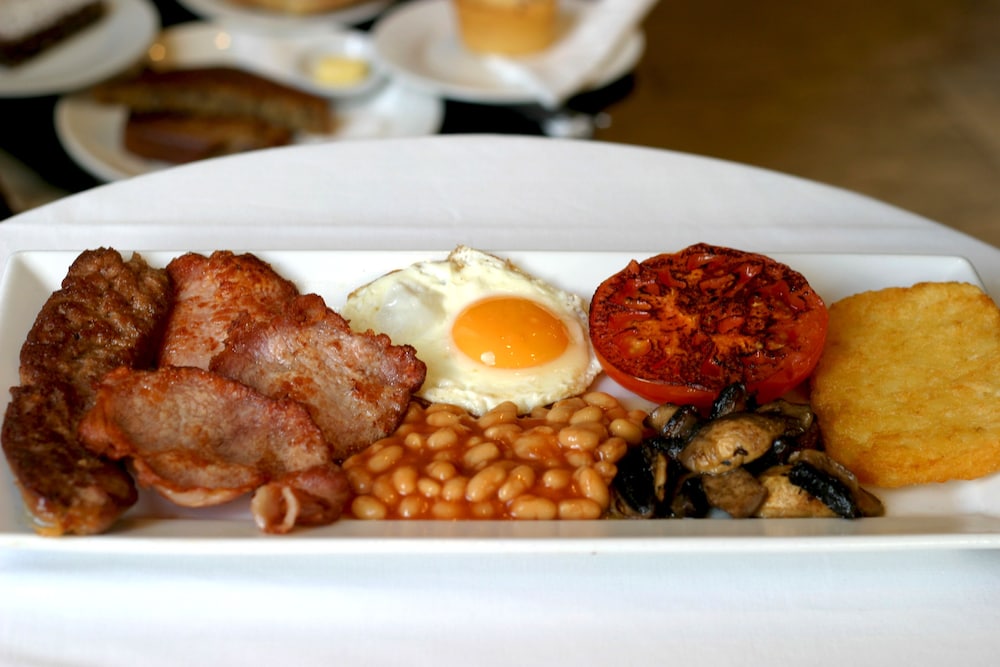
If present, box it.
[372,0,645,105]
[147,21,386,98]
[178,0,391,31]
[0,0,159,98]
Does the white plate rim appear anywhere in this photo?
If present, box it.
[177,0,392,30]
[2,248,999,555]
[371,0,646,105]
[0,0,159,98]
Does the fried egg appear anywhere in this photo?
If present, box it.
[341,246,601,415]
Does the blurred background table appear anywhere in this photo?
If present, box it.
[0,0,635,204]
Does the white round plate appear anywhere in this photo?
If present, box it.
[148,21,386,99]
[55,82,443,181]
[371,0,645,105]
[0,0,159,98]
[178,0,391,31]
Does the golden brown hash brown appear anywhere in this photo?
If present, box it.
[810,281,1000,488]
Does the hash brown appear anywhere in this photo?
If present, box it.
[810,281,1000,488]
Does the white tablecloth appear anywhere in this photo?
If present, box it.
[3,135,1000,667]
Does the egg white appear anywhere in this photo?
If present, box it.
[341,246,602,415]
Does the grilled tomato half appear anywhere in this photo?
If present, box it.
[589,244,828,409]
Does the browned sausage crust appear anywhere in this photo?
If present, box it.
[1,249,172,535]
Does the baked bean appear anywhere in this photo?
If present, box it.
[371,474,398,505]
[417,477,442,498]
[482,423,522,445]
[392,466,418,496]
[558,425,601,451]
[498,465,536,502]
[609,418,644,445]
[558,498,603,520]
[351,496,387,520]
[425,409,462,428]
[596,437,628,463]
[582,391,618,409]
[441,476,468,502]
[463,442,502,469]
[542,468,572,490]
[471,502,496,518]
[594,461,618,480]
[344,394,645,520]
[564,450,594,468]
[513,431,556,460]
[367,444,404,473]
[509,495,558,520]
[345,467,373,494]
[544,404,576,424]
[466,464,508,502]
[426,427,458,450]
[398,495,427,518]
[569,405,604,425]
[574,466,610,508]
[476,402,519,429]
[425,460,457,481]
[431,500,464,519]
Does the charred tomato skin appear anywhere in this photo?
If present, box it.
[589,244,828,410]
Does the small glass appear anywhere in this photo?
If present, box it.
[453,0,559,56]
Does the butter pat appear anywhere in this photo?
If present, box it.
[311,55,369,87]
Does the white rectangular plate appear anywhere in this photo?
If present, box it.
[2,249,999,554]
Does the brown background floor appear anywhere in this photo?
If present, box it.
[596,0,1000,247]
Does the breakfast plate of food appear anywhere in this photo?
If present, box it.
[371,0,645,104]
[0,0,158,97]
[2,244,1000,554]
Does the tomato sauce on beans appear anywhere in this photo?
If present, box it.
[342,392,646,520]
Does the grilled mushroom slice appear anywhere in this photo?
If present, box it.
[670,473,711,518]
[677,413,787,474]
[646,403,701,440]
[610,445,660,518]
[709,382,751,419]
[788,450,885,518]
[700,467,767,518]
[755,398,815,436]
[754,465,838,518]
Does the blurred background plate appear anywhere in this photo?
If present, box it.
[0,0,159,98]
[54,81,443,181]
[371,0,645,105]
[177,0,391,31]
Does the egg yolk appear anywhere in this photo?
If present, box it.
[452,296,570,369]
